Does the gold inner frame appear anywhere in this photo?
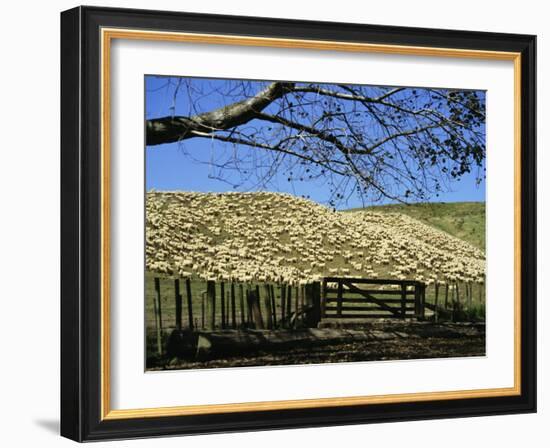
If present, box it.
[100,28,522,420]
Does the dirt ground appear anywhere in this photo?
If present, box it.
[147,322,485,371]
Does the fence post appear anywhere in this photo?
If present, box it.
[434,282,439,323]
[294,286,300,327]
[420,283,426,319]
[226,290,230,327]
[304,282,321,328]
[185,278,194,330]
[286,285,292,322]
[300,286,306,323]
[255,285,261,326]
[239,284,245,326]
[206,280,216,330]
[153,277,163,356]
[321,278,327,319]
[455,283,459,320]
[400,282,407,318]
[414,282,420,317]
[336,280,343,318]
[201,291,206,330]
[270,285,277,328]
[280,284,286,326]
[230,283,236,328]
[220,282,226,329]
[264,285,273,329]
[174,278,182,330]
[201,291,206,329]
[247,289,264,329]
[246,287,253,323]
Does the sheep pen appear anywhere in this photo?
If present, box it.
[145,191,486,369]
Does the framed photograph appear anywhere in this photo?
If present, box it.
[60,6,536,441]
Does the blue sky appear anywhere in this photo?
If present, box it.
[145,76,486,209]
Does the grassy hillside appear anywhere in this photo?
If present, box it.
[347,202,485,251]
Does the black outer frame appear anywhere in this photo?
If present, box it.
[60,5,536,442]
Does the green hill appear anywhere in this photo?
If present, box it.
[346,202,485,251]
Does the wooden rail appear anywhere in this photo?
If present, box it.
[321,277,426,320]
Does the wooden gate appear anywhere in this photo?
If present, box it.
[321,277,426,319]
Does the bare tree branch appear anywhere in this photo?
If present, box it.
[145,77,486,205]
[146,81,294,145]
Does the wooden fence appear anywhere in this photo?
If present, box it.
[149,278,323,355]
[321,277,426,320]
[148,275,484,356]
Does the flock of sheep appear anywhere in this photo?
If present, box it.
[146,191,485,287]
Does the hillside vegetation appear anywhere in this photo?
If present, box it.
[348,202,485,251]
[146,191,485,286]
